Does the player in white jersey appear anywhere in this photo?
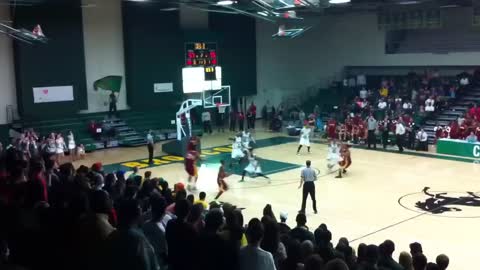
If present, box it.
[326,139,341,170]
[239,152,270,183]
[241,129,256,150]
[296,124,311,155]
[230,135,246,168]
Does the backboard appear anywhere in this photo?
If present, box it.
[203,85,231,109]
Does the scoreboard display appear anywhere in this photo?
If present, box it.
[185,42,218,67]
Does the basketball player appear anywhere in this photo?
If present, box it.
[231,134,246,168]
[240,153,270,183]
[242,129,256,150]
[185,137,201,190]
[215,160,231,200]
[326,139,341,171]
[336,144,351,179]
[297,123,311,155]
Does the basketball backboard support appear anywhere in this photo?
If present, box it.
[203,85,231,109]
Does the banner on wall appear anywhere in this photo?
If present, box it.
[33,85,74,103]
[154,83,173,93]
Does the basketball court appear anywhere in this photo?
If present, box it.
[75,128,479,270]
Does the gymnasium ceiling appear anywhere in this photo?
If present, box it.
[0,0,475,12]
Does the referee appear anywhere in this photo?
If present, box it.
[298,160,317,214]
[146,130,154,165]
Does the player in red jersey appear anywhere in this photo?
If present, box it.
[215,160,231,200]
[327,118,337,139]
[336,144,352,179]
[185,149,200,191]
[185,136,201,190]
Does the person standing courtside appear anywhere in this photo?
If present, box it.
[416,128,428,151]
[298,160,317,214]
[146,130,154,165]
[395,119,406,153]
[108,91,118,118]
[367,114,377,149]
[201,110,212,134]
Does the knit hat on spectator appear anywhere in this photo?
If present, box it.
[92,162,103,172]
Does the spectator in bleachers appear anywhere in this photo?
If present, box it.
[399,251,414,270]
[364,244,380,269]
[166,199,197,270]
[193,191,208,209]
[105,199,158,270]
[359,87,368,99]
[239,218,276,270]
[466,131,478,143]
[280,238,303,270]
[379,85,389,98]
[413,253,428,270]
[425,96,435,112]
[187,203,204,233]
[289,213,314,243]
[436,254,449,270]
[410,242,423,256]
[468,103,477,120]
[278,212,291,236]
[260,216,286,268]
[142,194,168,270]
[403,100,413,114]
[379,240,404,270]
[304,254,324,270]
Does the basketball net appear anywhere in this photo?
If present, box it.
[216,103,226,114]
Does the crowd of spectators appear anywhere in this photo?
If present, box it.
[0,144,451,270]
[433,102,480,143]
[4,129,84,166]
[321,70,476,149]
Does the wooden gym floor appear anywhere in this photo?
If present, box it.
[75,128,479,270]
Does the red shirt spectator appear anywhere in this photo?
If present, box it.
[352,114,361,126]
[327,119,336,139]
[402,115,412,126]
[238,112,245,121]
[248,103,257,117]
[450,121,459,139]
[468,106,477,119]
[27,170,48,206]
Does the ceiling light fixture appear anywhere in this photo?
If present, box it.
[329,0,350,4]
[217,0,237,5]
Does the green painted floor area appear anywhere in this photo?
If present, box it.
[201,153,300,177]
[103,136,298,174]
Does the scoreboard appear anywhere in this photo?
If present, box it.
[185,42,218,67]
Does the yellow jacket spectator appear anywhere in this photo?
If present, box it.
[379,87,389,97]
